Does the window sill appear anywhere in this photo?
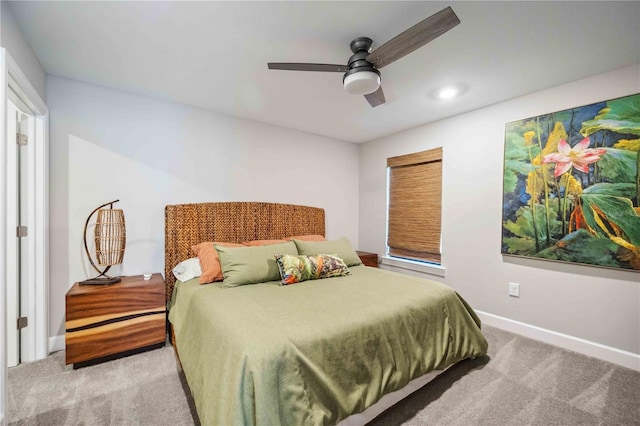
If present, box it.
[380,256,446,277]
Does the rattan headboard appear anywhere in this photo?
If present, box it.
[164,201,325,302]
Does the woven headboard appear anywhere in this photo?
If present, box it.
[164,201,325,302]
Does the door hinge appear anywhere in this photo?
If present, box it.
[16,133,28,146]
[17,316,28,329]
[17,225,28,237]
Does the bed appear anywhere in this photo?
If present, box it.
[165,201,488,425]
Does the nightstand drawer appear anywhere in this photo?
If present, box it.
[65,273,166,366]
[65,312,165,364]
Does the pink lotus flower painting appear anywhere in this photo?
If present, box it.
[542,138,607,177]
[502,94,640,271]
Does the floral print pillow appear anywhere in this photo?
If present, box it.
[274,254,350,285]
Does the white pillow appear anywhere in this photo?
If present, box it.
[172,257,202,282]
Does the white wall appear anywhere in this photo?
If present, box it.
[0,1,46,101]
[47,76,359,338]
[359,65,640,355]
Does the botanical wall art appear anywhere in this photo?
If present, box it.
[502,93,640,271]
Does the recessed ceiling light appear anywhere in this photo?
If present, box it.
[438,87,459,99]
[429,84,466,101]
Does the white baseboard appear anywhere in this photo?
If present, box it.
[476,311,640,371]
[48,335,64,353]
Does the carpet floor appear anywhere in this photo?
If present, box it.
[7,326,640,425]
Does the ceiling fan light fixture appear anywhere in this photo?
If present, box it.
[343,70,380,95]
[267,6,461,107]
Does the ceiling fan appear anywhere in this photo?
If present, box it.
[268,6,460,108]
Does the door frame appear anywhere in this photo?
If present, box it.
[0,48,49,424]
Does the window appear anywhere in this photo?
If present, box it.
[387,147,442,264]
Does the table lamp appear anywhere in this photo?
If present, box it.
[81,199,126,285]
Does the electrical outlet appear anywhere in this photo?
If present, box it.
[508,282,520,297]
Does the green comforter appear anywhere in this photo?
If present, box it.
[169,266,488,425]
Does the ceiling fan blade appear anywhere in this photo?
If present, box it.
[268,63,348,72]
[365,86,386,107]
[367,6,460,69]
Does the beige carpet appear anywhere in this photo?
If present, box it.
[8,343,197,425]
[8,326,640,425]
[372,327,640,426]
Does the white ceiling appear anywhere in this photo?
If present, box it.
[8,1,640,143]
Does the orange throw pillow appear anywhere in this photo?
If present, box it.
[191,241,244,284]
[286,235,326,242]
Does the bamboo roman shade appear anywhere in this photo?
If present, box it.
[387,147,442,263]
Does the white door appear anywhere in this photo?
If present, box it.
[6,101,19,368]
[19,110,33,364]
[6,97,34,367]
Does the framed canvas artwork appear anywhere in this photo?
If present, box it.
[502,93,640,271]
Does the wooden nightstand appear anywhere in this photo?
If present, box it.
[356,251,379,268]
[65,273,166,368]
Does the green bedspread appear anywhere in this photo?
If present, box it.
[169,266,488,426]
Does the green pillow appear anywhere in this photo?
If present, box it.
[293,237,362,267]
[216,241,298,287]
